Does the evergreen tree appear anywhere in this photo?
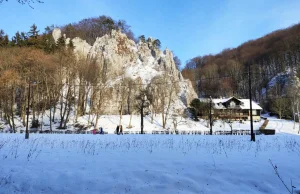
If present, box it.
[0,29,4,37]
[27,24,40,47]
[102,17,116,34]
[56,36,66,49]
[153,39,161,49]
[173,55,182,70]
[44,25,54,34]
[64,24,76,38]
[28,24,40,38]
[43,34,56,53]
[12,31,23,47]
[20,32,28,46]
[138,35,145,43]
[0,30,9,47]
[68,39,75,51]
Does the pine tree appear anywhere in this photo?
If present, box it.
[64,24,76,38]
[138,35,145,43]
[43,34,56,53]
[27,24,41,47]
[68,39,75,51]
[56,36,66,49]
[44,25,54,34]
[0,29,4,37]
[20,32,28,46]
[0,30,9,47]
[12,31,22,47]
[0,29,5,47]
[153,39,161,49]
[28,24,40,38]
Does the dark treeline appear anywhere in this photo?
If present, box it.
[182,23,300,118]
[0,15,135,50]
[60,16,135,44]
[0,23,66,53]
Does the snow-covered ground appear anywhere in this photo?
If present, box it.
[0,134,300,194]
[263,115,300,135]
[2,112,300,136]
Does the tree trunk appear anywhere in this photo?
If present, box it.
[293,105,296,129]
[63,106,71,129]
[21,104,26,126]
[128,112,133,128]
[297,103,300,134]
[49,107,52,131]
[52,105,56,122]
[119,104,123,126]
[141,105,144,134]
[162,112,165,129]
[41,112,44,131]
[32,87,36,121]
[95,112,100,129]
[5,114,12,131]
[151,112,154,124]
[11,88,16,133]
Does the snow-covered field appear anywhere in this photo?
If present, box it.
[2,108,300,136]
[1,113,300,193]
[0,134,300,194]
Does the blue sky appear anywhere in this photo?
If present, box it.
[1,0,300,66]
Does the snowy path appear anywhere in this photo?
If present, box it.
[0,134,300,194]
[265,117,300,134]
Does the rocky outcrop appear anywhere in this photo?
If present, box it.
[53,28,197,113]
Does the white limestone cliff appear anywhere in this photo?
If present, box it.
[53,28,197,113]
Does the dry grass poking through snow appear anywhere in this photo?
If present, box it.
[0,134,300,194]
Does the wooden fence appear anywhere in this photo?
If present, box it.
[0,129,263,135]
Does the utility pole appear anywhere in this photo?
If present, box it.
[25,79,31,139]
[209,96,213,135]
[140,94,147,134]
[141,100,144,134]
[248,64,255,142]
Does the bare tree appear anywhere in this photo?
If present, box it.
[147,83,160,124]
[0,0,44,9]
[116,77,129,127]
[136,89,152,134]
[270,98,290,119]
[171,109,188,131]
[221,109,235,134]
[126,78,139,128]
[152,72,179,129]
[90,56,111,129]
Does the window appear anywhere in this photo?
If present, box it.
[230,101,235,107]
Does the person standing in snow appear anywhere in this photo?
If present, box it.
[116,125,119,135]
[120,125,123,135]
[99,127,103,134]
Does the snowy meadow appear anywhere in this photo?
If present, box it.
[0,134,300,194]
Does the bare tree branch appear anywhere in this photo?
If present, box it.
[0,0,44,9]
[269,159,295,194]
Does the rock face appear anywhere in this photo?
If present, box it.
[53,28,197,113]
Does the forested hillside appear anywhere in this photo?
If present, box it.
[182,23,300,117]
[0,15,196,132]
